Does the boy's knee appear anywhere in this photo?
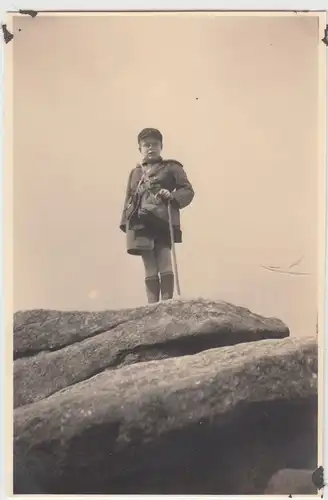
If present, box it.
[160,260,173,274]
[141,250,158,277]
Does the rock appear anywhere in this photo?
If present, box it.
[14,299,289,407]
[13,445,46,494]
[14,305,152,359]
[14,336,317,495]
[264,469,317,494]
[14,299,289,359]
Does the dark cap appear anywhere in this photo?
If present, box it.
[138,128,163,144]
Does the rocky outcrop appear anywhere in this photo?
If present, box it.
[14,332,317,495]
[14,299,289,407]
[264,469,318,494]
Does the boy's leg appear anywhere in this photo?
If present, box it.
[155,242,174,300]
[141,250,160,303]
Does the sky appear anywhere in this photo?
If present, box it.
[12,13,321,336]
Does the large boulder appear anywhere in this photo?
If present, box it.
[14,336,317,495]
[14,299,289,407]
[264,469,317,494]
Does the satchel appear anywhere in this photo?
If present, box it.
[138,189,169,227]
[126,167,170,228]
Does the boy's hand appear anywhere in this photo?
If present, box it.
[158,189,173,200]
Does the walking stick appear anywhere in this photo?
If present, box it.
[167,199,181,296]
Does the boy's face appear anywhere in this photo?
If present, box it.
[139,138,162,162]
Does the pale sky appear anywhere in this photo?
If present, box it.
[13,14,320,336]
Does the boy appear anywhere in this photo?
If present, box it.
[120,128,194,303]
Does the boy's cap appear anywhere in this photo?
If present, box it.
[138,128,163,144]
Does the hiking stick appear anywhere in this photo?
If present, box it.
[167,200,181,296]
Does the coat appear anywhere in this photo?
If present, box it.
[120,158,194,255]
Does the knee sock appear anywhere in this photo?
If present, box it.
[145,275,160,304]
[160,271,174,300]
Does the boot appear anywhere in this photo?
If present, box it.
[145,275,160,303]
[160,271,174,300]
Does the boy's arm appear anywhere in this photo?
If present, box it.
[119,169,134,233]
[168,161,195,209]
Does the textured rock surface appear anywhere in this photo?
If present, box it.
[14,299,289,359]
[14,336,317,495]
[14,299,289,407]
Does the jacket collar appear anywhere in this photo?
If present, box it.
[137,156,163,167]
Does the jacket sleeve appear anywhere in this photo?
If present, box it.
[119,169,134,233]
[170,162,195,209]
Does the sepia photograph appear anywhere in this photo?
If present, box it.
[8,10,325,495]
